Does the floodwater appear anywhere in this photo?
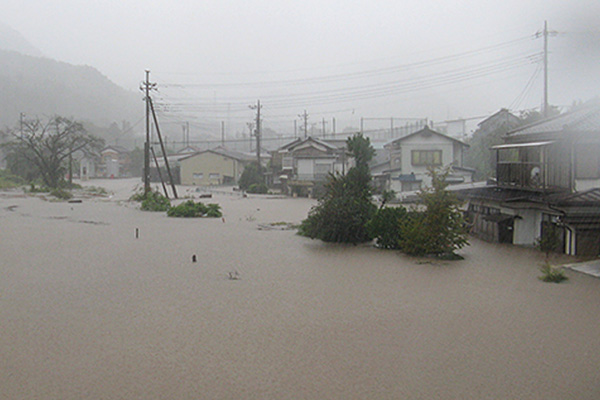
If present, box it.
[1,179,600,399]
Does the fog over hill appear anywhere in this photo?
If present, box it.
[0,23,140,132]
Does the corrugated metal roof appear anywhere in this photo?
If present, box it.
[509,100,600,137]
[492,141,555,150]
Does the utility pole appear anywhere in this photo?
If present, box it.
[221,121,225,147]
[299,110,308,139]
[140,70,156,194]
[536,20,556,117]
[294,120,297,138]
[543,20,549,117]
[332,117,336,136]
[250,100,262,175]
[321,118,327,138]
[360,117,364,134]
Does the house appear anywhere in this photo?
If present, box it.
[382,126,473,193]
[178,147,256,186]
[99,145,131,178]
[458,100,600,256]
[272,136,352,196]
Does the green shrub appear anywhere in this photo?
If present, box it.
[167,200,222,218]
[29,183,50,193]
[538,262,568,283]
[247,183,268,194]
[50,188,73,200]
[367,206,407,249]
[140,191,171,211]
[0,169,25,189]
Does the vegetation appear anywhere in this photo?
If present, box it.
[368,168,469,258]
[0,169,25,189]
[367,206,407,249]
[538,262,568,283]
[399,168,469,256]
[167,200,222,218]
[239,162,265,191]
[138,190,171,212]
[536,223,563,259]
[298,133,376,244]
[2,116,103,188]
[247,182,269,194]
[49,188,73,200]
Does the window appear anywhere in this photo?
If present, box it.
[411,150,442,166]
[193,173,203,179]
[209,173,220,180]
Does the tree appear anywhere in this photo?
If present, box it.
[239,161,265,191]
[298,133,376,243]
[347,132,375,168]
[398,167,469,256]
[2,116,103,188]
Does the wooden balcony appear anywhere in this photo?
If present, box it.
[496,161,571,191]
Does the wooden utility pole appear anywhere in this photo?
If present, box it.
[149,98,178,199]
[221,121,225,147]
[250,100,262,174]
[141,70,156,195]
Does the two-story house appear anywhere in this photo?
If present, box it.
[458,100,600,256]
[273,137,351,197]
[383,126,473,193]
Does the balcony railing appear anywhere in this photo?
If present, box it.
[497,161,571,191]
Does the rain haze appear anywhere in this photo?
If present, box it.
[3,1,600,400]
[2,0,599,135]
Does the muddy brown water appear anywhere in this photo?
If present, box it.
[1,179,600,399]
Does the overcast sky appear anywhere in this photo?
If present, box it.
[2,0,599,135]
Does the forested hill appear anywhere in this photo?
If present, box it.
[0,49,140,129]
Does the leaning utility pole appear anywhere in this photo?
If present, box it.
[149,98,178,199]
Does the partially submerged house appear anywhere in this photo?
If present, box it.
[459,100,600,256]
[272,136,352,196]
[98,145,131,178]
[178,147,257,186]
[382,126,473,193]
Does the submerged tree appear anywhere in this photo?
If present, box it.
[398,167,469,256]
[2,116,103,188]
[298,133,376,243]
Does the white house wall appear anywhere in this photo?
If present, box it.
[401,135,455,185]
[511,208,541,246]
